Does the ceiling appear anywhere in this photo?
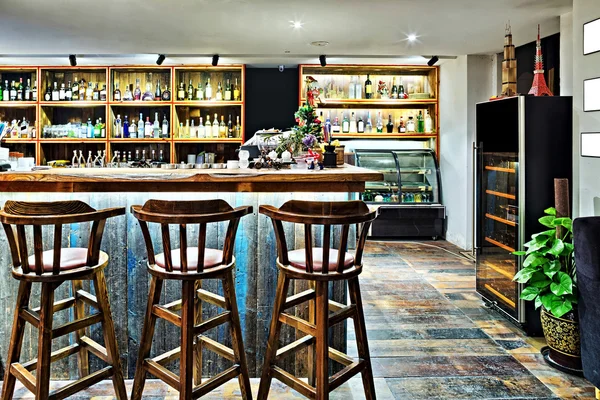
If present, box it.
[0,0,572,66]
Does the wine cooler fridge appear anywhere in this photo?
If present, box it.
[475,95,572,336]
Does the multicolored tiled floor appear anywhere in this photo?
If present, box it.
[10,241,596,399]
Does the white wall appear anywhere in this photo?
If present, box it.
[560,12,574,96]
[573,0,600,217]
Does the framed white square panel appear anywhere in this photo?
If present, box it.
[581,132,600,158]
[584,17,600,55]
[584,77,600,112]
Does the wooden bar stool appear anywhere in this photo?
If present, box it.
[0,200,127,400]
[257,200,377,400]
[130,199,253,400]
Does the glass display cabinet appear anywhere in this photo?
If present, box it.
[356,149,445,238]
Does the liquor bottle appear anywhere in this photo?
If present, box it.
[100,117,106,138]
[386,114,394,133]
[142,149,147,162]
[198,117,205,138]
[44,85,51,101]
[153,112,160,138]
[425,110,433,132]
[122,84,132,101]
[138,113,144,137]
[123,115,129,138]
[162,114,169,138]
[235,116,241,138]
[72,77,79,100]
[206,114,211,137]
[398,116,406,133]
[365,112,372,133]
[3,80,9,101]
[324,112,332,139]
[144,117,152,138]
[0,83,3,101]
[17,78,23,101]
[376,112,383,133]
[9,80,15,101]
[100,84,107,101]
[114,114,122,138]
[218,115,226,137]
[356,115,365,133]
[342,113,350,133]
[354,75,362,100]
[155,79,161,100]
[159,149,164,162]
[178,122,184,138]
[86,82,93,101]
[350,112,357,133]
[87,117,93,138]
[127,151,132,163]
[216,82,223,101]
[391,77,398,99]
[130,119,137,139]
[65,81,72,101]
[161,84,171,101]
[233,78,240,101]
[406,116,415,132]
[113,82,122,101]
[398,79,406,99]
[24,79,31,101]
[142,82,154,101]
[177,82,185,101]
[151,149,156,162]
[212,113,219,138]
[205,78,212,101]
[135,149,140,161]
[227,114,233,138]
[332,117,340,134]
[195,82,204,100]
[348,76,356,99]
[32,80,37,101]
[416,110,425,133]
[94,119,102,138]
[51,82,59,101]
[365,74,373,99]
[59,83,66,101]
[19,117,28,138]
[187,79,194,101]
[189,119,196,138]
[133,78,142,100]
[225,79,232,101]
[92,83,100,101]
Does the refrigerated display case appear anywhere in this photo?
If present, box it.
[475,95,572,336]
[356,149,445,238]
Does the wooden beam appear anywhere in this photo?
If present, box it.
[76,290,99,309]
[152,305,182,327]
[328,347,354,366]
[10,363,36,393]
[145,359,180,391]
[272,366,316,399]
[328,299,346,312]
[197,288,226,309]
[153,347,181,366]
[197,335,235,361]
[276,335,315,361]
[21,343,81,371]
[19,308,40,328]
[79,336,109,363]
[48,366,113,400]
[279,313,316,336]
[284,289,315,310]
[162,299,182,312]
[52,314,103,339]
[193,312,230,336]
[329,305,356,327]
[32,297,76,314]
[328,361,364,392]
[192,365,240,399]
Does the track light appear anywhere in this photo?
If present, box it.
[427,56,439,66]
[69,54,77,67]
[319,55,326,67]
[156,54,166,65]
[212,54,219,67]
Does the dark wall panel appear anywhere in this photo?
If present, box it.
[245,67,299,140]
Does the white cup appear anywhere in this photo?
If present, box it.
[187,154,196,164]
[227,160,240,169]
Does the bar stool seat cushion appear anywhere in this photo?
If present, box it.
[155,247,223,271]
[27,247,93,272]
[287,248,354,272]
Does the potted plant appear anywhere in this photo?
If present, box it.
[512,207,582,373]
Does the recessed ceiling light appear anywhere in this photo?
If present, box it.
[310,41,329,47]
[290,20,303,29]
[407,34,417,42]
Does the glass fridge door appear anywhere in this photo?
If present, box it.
[476,151,520,319]
[355,150,400,203]
[393,150,440,204]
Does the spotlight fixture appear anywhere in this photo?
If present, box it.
[69,54,77,66]
[290,20,303,29]
[156,54,166,65]
[319,55,326,67]
[427,56,439,66]
[212,54,219,67]
[407,34,417,42]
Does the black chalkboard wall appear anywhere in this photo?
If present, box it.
[516,32,560,95]
[245,67,300,141]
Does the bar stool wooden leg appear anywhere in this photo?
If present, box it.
[93,271,128,400]
[348,277,376,400]
[180,281,195,400]
[35,282,56,399]
[131,276,164,400]
[257,273,291,400]
[72,280,90,379]
[1,281,32,400]
[307,280,316,387]
[194,279,203,387]
[315,281,330,400]
[223,272,253,400]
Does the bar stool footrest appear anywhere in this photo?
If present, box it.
[329,360,365,392]
[79,336,109,363]
[197,288,227,309]
[192,365,241,399]
[21,343,81,371]
[153,304,182,327]
[276,335,315,361]
[48,366,113,400]
[145,359,181,391]
[197,335,235,361]
[271,366,316,399]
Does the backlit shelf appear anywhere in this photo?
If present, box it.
[173,101,243,106]
[485,165,516,173]
[485,213,517,227]
[303,98,437,106]
[109,138,170,143]
[1,138,36,143]
[485,189,516,200]
[0,101,37,107]
[109,101,170,106]
[40,101,107,107]
[332,133,436,139]
[40,138,107,143]
[484,237,515,253]
[173,138,243,143]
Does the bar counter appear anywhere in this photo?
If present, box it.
[0,165,382,380]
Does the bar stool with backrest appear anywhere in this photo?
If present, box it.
[258,200,377,400]
[130,199,253,400]
[0,200,127,400]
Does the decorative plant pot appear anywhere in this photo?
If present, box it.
[540,307,583,375]
[335,145,345,166]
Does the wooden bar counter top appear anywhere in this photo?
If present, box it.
[0,164,382,193]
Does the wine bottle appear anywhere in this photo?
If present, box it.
[205,114,211,137]
[187,79,194,101]
[205,78,212,101]
[233,78,240,101]
[177,82,185,101]
[398,79,406,99]
[386,114,394,133]
[24,79,31,101]
[86,82,93,101]
[51,82,59,101]
[225,79,232,101]
[65,81,72,101]
[72,77,79,100]
[398,116,406,133]
[133,78,142,100]
[196,82,204,100]
[59,83,66,101]
[227,114,233,138]
[17,78,23,101]
[391,77,398,99]
[155,79,161,100]
[162,114,169,138]
[376,112,383,133]
[93,83,100,101]
[365,74,373,99]
[416,110,425,133]
[100,84,107,101]
[3,80,9,101]
[212,113,219,138]
[216,82,223,101]
[219,115,226,137]
[235,116,241,138]
[9,81,16,101]
[44,85,51,101]
[95,119,102,138]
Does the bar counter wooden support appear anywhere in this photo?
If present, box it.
[0,165,382,381]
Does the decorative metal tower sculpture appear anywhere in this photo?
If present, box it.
[501,22,517,97]
[528,24,553,96]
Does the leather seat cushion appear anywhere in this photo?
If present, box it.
[287,248,354,272]
[27,247,90,272]
[155,247,223,270]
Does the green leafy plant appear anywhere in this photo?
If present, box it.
[512,207,576,318]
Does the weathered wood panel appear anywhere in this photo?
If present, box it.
[0,191,352,379]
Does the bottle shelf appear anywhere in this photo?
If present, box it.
[485,213,517,227]
[2,138,37,143]
[109,138,170,143]
[482,261,515,280]
[40,138,107,143]
[40,101,107,107]
[484,236,515,253]
[485,189,516,200]
[485,165,516,173]
[173,138,243,143]
[331,133,437,139]
[0,101,38,107]
[173,101,243,106]
[109,101,170,107]
[307,98,437,107]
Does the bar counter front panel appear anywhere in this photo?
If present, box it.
[0,165,381,379]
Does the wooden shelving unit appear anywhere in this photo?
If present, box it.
[0,65,246,165]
